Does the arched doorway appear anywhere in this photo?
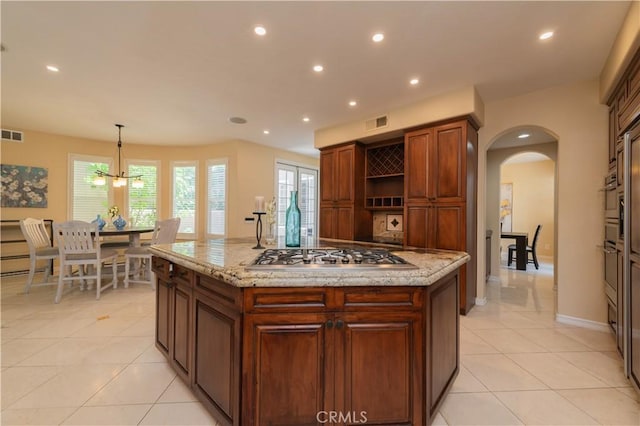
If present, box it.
[484,126,558,310]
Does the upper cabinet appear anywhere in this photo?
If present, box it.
[405,122,466,203]
[365,139,405,210]
[319,143,371,241]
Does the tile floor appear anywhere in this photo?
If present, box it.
[1,261,639,425]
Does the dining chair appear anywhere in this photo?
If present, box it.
[508,224,543,270]
[19,218,59,294]
[53,220,118,303]
[123,217,180,289]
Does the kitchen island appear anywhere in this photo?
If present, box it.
[150,238,469,426]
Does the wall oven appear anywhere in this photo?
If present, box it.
[604,171,618,218]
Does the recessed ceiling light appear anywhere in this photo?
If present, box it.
[410,78,419,85]
[303,117,310,122]
[229,116,247,124]
[46,65,59,72]
[313,65,324,72]
[539,31,554,40]
[263,130,270,135]
[348,100,357,107]
[254,26,266,36]
[518,133,530,139]
[372,33,384,43]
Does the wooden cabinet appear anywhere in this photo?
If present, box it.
[153,258,193,382]
[404,118,478,314]
[153,255,463,426]
[319,142,371,240]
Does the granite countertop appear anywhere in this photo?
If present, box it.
[148,237,470,288]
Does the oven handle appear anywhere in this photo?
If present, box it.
[597,244,617,254]
[600,182,617,191]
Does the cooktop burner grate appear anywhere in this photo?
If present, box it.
[246,248,418,270]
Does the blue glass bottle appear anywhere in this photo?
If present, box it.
[113,215,127,230]
[285,190,301,247]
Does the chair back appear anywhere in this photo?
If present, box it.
[531,224,543,248]
[151,217,181,245]
[53,221,99,256]
[20,218,52,251]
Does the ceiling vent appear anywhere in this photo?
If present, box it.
[1,129,24,143]
[365,115,388,131]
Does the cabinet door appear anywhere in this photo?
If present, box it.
[243,313,332,426]
[334,312,423,426]
[320,150,336,203]
[630,261,640,390]
[406,205,429,248]
[171,283,192,380]
[193,292,242,426]
[432,204,464,250]
[336,146,355,202]
[433,122,465,202]
[336,207,354,240]
[156,277,171,357]
[405,130,432,200]
[319,205,336,239]
[610,106,618,168]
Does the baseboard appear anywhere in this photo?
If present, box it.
[475,297,487,306]
[555,313,611,332]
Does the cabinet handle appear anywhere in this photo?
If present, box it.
[326,320,334,329]
[336,319,344,329]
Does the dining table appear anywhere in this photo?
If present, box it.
[98,226,155,247]
[500,231,529,270]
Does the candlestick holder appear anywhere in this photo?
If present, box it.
[253,212,266,249]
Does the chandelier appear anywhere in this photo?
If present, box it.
[93,124,143,188]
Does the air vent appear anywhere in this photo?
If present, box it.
[1,129,24,143]
[365,115,388,131]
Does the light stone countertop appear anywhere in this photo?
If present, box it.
[149,238,470,288]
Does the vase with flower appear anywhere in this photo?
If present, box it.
[265,197,277,244]
[108,205,126,230]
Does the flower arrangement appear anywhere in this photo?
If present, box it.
[108,205,120,219]
[265,197,277,225]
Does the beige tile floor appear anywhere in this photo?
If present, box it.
[1,261,639,425]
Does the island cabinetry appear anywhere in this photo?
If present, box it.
[153,258,193,383]
[404,118,477,314]
[319,142,371,240]
[192,274,243,426]
[242,286,426,426]
[152,254,462,426]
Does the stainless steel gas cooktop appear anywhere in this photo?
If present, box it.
[246,248,418,270]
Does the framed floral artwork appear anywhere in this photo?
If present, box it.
[1,164,48,208]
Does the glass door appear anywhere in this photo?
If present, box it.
[276,162,318,241]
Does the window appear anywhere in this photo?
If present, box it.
[68,154,112,221]
[172,161,197,236]
[206,159,227,236]
[126,160,159,227]
[276,162,318,239]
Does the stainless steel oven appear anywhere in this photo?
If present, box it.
[603,238,618,307]
[604,171,618,218]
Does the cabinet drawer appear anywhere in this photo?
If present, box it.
[195,274,242,309]
[244,287,332,313]
[340,287,423,309]
[152,256,171,279]
[172,264,194,288]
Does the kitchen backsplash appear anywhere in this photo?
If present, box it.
[372,212,403,244]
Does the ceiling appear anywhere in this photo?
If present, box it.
[0,1,631,157]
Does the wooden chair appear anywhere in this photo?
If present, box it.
[53,221,118,303]
[19,218,59,294]
[123,217,180,289]
[508,224,542,270]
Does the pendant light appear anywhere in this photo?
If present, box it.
[93,124,144,188]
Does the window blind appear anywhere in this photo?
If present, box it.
[172,163,197,234]
[127,162,159,227]
[71,157,110,221]
[207,160,227,236]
